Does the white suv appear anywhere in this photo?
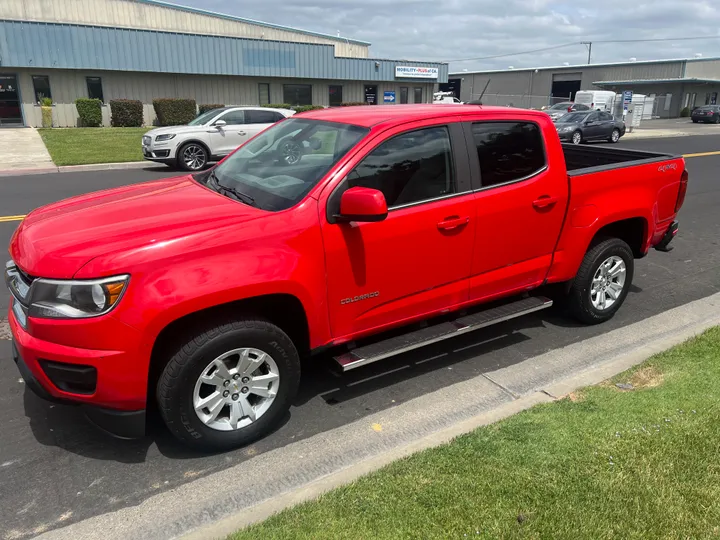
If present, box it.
[142,106,295,171]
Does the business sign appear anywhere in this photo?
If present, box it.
[623,90,633,111]
[383,91,396,103]
[395,66,439,79]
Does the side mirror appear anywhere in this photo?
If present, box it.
[336,187,388,223]
[214,119,226,128]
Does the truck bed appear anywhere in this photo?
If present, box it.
[563,144,677,175]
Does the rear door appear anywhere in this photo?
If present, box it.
[244,109,284,138]
[463,118,569,301]
[320,121,476,340]
[598,112,615,138]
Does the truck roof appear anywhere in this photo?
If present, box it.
[297,104,541,127]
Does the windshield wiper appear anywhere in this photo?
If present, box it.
[208,170,258,208]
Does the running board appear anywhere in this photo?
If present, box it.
[334,296,553,372]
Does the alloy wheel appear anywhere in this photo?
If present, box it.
[182,144,207,170]
[572,131,582,145]
[590,255,627,311]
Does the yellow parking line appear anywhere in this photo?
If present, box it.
[0,215,25,223]
[683,151,720,158]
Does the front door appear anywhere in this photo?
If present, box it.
[583,112,602,139]
[209,110,250,156]
[0,75,23,127]
[321,122,475,340]
[464,119,568,301]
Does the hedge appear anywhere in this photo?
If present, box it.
[199,103,224,114]
[153,98,197,126]
[341,102,370,107]
[263,103,293,110]
[680,107,690,117]
[110,99,143,127]
[293,105,325,113]
[75,98,102,127]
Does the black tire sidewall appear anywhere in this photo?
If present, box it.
[572,239,634,324]
[177,143,208,171]
[158,321,300,451]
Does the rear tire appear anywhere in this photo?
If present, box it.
[609,128,620,143]
[157,318,301,451]
[568,238,634,325]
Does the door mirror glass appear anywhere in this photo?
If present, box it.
[214,119,226,128]
[337,187,388,223]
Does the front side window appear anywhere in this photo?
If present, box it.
[32,76,51,103]
[587,112,600,122]
[245,109,281,124]
[471,122,546,187]
[206,119,368,212]
[86,77,104,101]
[218,110,246,125]
[348,126,455,208]
[283,84,312,106]
[188,108,227,126]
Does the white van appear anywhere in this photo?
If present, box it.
[574,90,617,112]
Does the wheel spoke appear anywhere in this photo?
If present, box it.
[210,359,232,381]
[608,261,624,278]
[607,282,623,298]
[238,397,256,422]
[195,391,225,423]
[238,350,265,377]
[598,290,607,309]
[249,372,279,398]
[229,401,243,429]
[200,371,226,388]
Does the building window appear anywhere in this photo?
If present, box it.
[348,126,455,208]
[32,75,52,103]
[413,87,423,103]
[283,84,312,106]
[86,77,104,102]
[329,85,343,107]
[364,85,378,105]
[400,87,409,104]
[259,83,270,106]
[471,122,546,188]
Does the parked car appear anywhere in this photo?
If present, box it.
[555,110,626,144]
[7,105,686,451]
[142,106,295,171]
[545,101,590,121]
[691,105,720,124]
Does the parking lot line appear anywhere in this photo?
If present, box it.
[0,215,25,223]
[683,150,720,158]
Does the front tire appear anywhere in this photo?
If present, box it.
[177,142,209,171]
[568,238,634,325]
[157,318,301,451]
[609,128,620,143]
[571,130,583,145]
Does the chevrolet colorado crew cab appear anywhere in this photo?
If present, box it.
[6,105,687,451]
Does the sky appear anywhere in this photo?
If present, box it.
[175,0,720,71]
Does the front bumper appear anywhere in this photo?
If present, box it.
[7,304,149,438]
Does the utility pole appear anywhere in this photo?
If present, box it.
[581,41,592,64]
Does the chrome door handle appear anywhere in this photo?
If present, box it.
[238,131,246,136]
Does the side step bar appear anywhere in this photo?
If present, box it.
[334,296,553,372]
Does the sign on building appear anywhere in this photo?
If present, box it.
[395,66,439,79]
[383,91,396,103]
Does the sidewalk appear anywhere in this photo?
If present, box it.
[624,118,720,140]
[0,128,55,170]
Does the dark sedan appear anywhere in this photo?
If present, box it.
[691,105,720,123]
[555,110,626,145]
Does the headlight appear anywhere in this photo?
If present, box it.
[155,134,176,142]
[29,275,129,319]
[558,126,574,132]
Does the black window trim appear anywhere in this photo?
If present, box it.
[85,76,104,102]
[326,122,471,223]
[462,120,548,192]
[31,74,52,104]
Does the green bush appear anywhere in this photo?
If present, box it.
[341,102,370,107]
[153,98,197,126]
[199,103,224,114]
[680,107,690,117]
[40,96,53,107]
[110,99,144,127]
[293,105,325,113]
[263,103,293,110]
[75,98,103,127]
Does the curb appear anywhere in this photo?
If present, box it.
[36,292,720,540]
[0,161,153,177]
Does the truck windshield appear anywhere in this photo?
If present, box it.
[204,118,369,211]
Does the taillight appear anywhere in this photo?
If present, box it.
[675,169,688,212]
[567,106,572,112]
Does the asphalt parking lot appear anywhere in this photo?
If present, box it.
[1,135,720,539]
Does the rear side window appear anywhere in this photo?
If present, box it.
[349,126,455,208]
[471,122,546,187]
[599,112,614,121]
[575,104,590,111]
[246,109,283,124]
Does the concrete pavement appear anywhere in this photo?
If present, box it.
[0,128,55,171]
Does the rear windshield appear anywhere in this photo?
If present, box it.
[203,118,369,211]
[696,106,717,111]
[550,102,572,110]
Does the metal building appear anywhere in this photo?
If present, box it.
[0,0,448,127]
[447,57,720,117]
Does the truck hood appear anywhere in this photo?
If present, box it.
[9,175,265,278]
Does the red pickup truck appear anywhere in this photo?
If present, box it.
[6,105,686,450]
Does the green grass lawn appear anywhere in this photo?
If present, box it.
[38,127,150,166]
[231,327,720,540]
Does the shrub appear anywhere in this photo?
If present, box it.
[263,103,293,109]
[341,102,370,107]
[110,99,144,127]
[199,103,224,114]
[153,98,197,126]
[75,98,103,127]
[293,105,325,113]
[680,107,690,117]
